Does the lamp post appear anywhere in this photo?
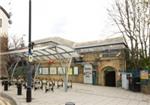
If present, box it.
[26,0,32,102]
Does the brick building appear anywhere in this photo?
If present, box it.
[1,36,127,87]
[35,37,127,87]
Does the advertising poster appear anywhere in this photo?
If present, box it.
[140,70,149,80]
[83,64,93,84]
[68,68,72,75]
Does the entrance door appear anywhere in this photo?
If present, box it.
[105,71,116,87]
[92,71,97,85]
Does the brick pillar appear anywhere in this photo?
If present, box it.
[0,35,8,78]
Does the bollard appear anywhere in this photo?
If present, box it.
[4,81,8,91]
[26,87,32,102]
[17,83,22,95]
[65,102,75,105]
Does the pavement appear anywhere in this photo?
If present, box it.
[1,83,150,105]
[0,92,17,105]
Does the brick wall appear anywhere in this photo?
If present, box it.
[0,36,8,78]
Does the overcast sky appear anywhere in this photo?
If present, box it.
[0,0,119,43]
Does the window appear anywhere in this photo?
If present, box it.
[50,67,57,74]
[42,68,49,74]
[38,68,43,74]
[74,67,79,75]
[0,18,2,27]
[58,67,65,74]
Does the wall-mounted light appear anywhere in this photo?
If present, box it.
[8,20,12,24]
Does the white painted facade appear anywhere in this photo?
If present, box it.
[0,6,9,78]
[0,6,9,35]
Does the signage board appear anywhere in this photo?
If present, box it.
[28,55,33,62]
[83,64,93,84]
[140,70,149,80]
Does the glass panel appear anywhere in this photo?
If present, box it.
[45,49,56,54]
[58,67,65,74]
[42,56,49,60]
[62,53,70,58]
[58,45,73,52]
[56,48,65,53]
[35,57,41,60]
[39,68,42,74]
[50,67,57,74]
[33,51,43,56]
[38,50,50,55]
[74,67,78,75]
[49,56,56,59]
[42,68,49,74]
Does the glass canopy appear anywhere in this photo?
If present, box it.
[0,39,79,62]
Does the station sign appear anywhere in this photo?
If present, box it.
[28,55,33,62]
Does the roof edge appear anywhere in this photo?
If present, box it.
[0,6,10,18]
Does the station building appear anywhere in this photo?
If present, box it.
[35,37,127,87]
[0,27,127,87]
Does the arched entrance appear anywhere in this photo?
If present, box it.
[104,67,116,87]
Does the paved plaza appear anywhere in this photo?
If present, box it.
[1,83,150,105]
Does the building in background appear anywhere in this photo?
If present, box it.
[73,37,127,86]
[0,6,10,34]
[1,36,127,86]
[35,37,127,87]
[0,5,10,78]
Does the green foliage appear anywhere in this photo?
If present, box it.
[138,57,150,70]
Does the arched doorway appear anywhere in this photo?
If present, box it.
[104,67,116,87]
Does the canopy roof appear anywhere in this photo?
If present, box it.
[0,37,126,62]
[0,5,10,18]
[0,37,78,62]
[74,37,126,49]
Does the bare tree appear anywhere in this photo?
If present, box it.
[8,34,25,49]
[7,34,26,79]
[0,33,26,79]
[108,0,150,69]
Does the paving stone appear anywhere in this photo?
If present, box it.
[1,83,150,105]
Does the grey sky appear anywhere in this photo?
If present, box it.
[1,0,119,43]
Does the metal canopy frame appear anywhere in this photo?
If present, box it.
[0,40,79,92]
[0,40,78,61]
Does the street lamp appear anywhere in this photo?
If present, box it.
[26,0,32,102]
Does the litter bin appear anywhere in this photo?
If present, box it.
[132,77,141,92]
[17,83,22,95]
[65,102,75,105]
[4,81,8,91]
